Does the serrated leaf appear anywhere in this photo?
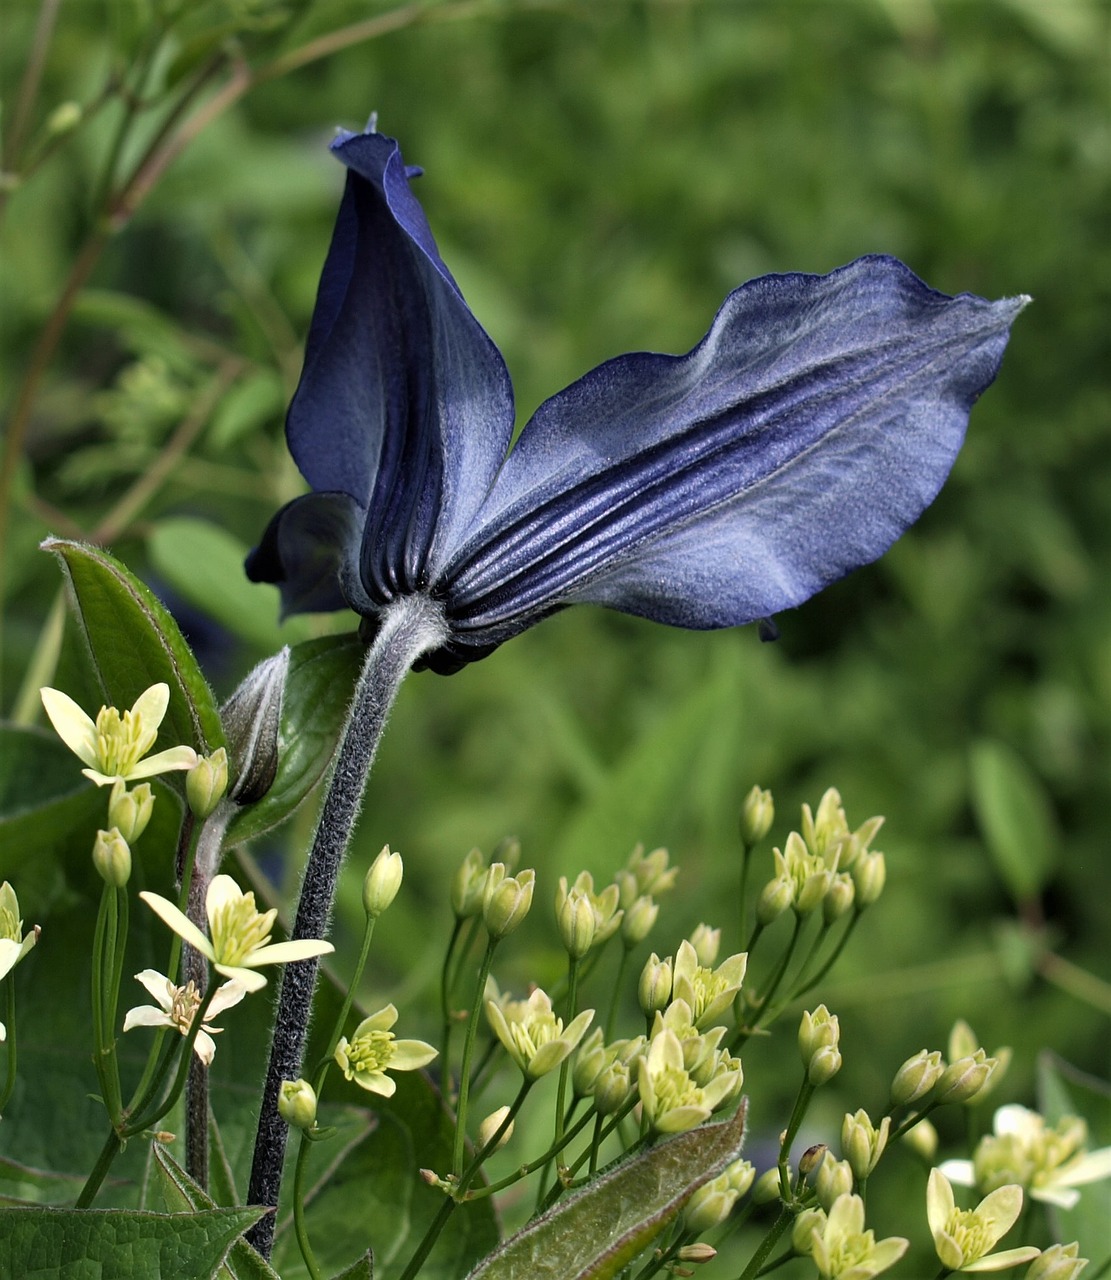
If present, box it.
[225,635,363,846]
[969,739,1059,902]
[149,1146,280,1280]
[466,1104,747,1280]
[0,1203,264,1279]
[43,538,225,759]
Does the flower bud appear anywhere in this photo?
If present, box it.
[482,866,535,939]
[572,1028,608,1096]
[478,1106,514,1152]
[451,848,487,918]
[558,889,596,959]
[799,1005,840,1065]
[792,1206,828,1253]
[757,875,794,924]
[808,1045,843,1086]
[677,1242,717,1264]
[841,1109,890,1180]
[491,835,521,871]
[813,1151,854,1211]
[278,1078,318,1131]
[822,873,855,922]
[891,1049,944,1106]
[46,101,82,137]
[740,785,774,847]
[752,1166,790,1205]
[108,780,154,843]
[1024,1242,1088,1280]
[93,827,131,887]
[621,894,658,945]
[221,649,288,804]
[593,1059,635,1114]
[798,1144,827,1177]
[934,1050,997,1105]
[688,924,721,968]
[727,1159,755,1196]
[900,1116,938,1161]
[851,850,886,905]
[638,953,673,1017]
[363,846,403,917]
[186,748,228,819]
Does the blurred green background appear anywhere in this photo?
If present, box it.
[2,0,1108,1271]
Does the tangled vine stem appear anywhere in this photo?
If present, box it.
[246,594,448,1257]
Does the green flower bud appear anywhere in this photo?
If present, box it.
[478,1106,514,1152]
[799,1005,840,1065]
[890,1048,944,1106]
[677,1242,717,1265]
[900,1116,938,1161]
[278,1077,318,1131]
[92,827,131,887]
[727,1159,756,1196]
[363,846,403,918]
[1024,1242,1088,1280]
[482,866,535,939]
[572,1028,608,1096]
[688,923,721,967]
[813,1151,854,1212]
[841,1108,890,1180]
[107,779,154,844]
[186,748,228,819]
[808,1045,843,1086]
[934,1050,998,1105]
[638,952,673,1017]
[622,893,658,945]
[46,101,82,137]
[752,1166,789,1205]
[740,785,774,847]
[851,850,886,905]
[792,1206,828,1253]
[221,649,288,804]
[557,888,596,959]
[822,872,855,922]
[491,835,521,871]
[757,875,794,923]
[451,848,487,918]
[594,1058,635,1114]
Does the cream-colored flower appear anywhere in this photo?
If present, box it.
[122,969,246,1065]
[927,1168,1040,1272]
[940,1104,1111,1211]
[0,881,40,1042]
[637,1028,741,1134]
[485,986,594,1080]
[556,872,623,951]
[807,1192,908,1280]
[614,844,678,908]
[333,1004,437,1097]
[672,939,747,1029]
[41,683,199,787]
[140,874,332,993]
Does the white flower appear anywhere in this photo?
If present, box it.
[940,1104,1111,1211]
[140,874,333,993]
[1,879,40,1035]
[485,986,594,1080]
[927,1168,1040,1272]
[808,1193,908,1280]
[333,1004,437,1097]
[122,969,247,1065]
[41,683,198,786]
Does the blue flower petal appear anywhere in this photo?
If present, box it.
[245,492,364,617]
[438,257,1025,651]
[284,132,514,598]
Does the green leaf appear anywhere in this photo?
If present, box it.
[225,635,363,846]
[466,1104,747,1280]
[43,538,225,759]
[0,1203,264,1280]
[969,740,1059,902]
[148,1146,280,1280]
[332,1252,374,1280]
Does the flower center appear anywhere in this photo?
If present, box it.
[510,1009,562,1061]
[94,705,158,777]
[825,1229,878,1278]
[653,1061,706,1115]
[169,980,203,1034]
[209,891,275,966]
[345,1028,397,1075]
[944,1208,995,1262]
[0,904,20,942]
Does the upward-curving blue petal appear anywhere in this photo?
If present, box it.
[283,130,514,602]
[439,257,1025,647]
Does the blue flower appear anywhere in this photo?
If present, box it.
[246,128,1025,673]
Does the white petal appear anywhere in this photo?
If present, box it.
[125,745,199,780]
[139,892,213,958]
[131,683,170,728]
[192,1029,217,1066]
[205,874,245,920]
[40,688,99,767]
[133,969,174,1012]
[213,963,268,993]
[1030,1186,1081,1210]
[1054,1146,1111,1187]
[247,939,334,967]
[123,1006,173,1033]
[938,1158,977,1186]
[206,980,249,1018]
[0,939,20,982]
[962,1247,1041,1271]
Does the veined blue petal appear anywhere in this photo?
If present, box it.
[246,491,364,617]
[439,257,1025,647]
[284,131,514,599]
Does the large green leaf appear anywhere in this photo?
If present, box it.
[466,1103,747,1279]
[225,635,364,846]
[969,740,1059,903]
[43,539,225,759]
[0,1203,264,1279]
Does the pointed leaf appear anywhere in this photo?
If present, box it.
[43,539,224,758]
[466,1104,747,1280]
[969,739,1058,901]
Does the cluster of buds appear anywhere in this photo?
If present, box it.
[684,1157,756,1232]
[572,1029,646,1115]
[890,1022,1010,1115]
[554,871,623,959]
[799,1005,842,1086]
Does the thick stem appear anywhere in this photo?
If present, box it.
[246,595,447,1257]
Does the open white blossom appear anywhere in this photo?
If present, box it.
[122,969,247,1065]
